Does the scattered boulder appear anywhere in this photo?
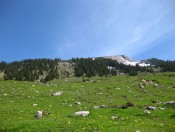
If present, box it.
[144,110,151,114]
[115,88,120,90]
[4,93,8,96]
[166,101,175,105]
[75,102,81,105]
[112,115,119,119]
[92,80,96,83]
[141,79,147,83]
[51,91,63,96]
[100,105,107,108]
[148,80,153,84]
[75,111,89,117]
[93,106,100,109]
[154,83,159,87]
[143,89,147,93]
[63,100,67,102]
[68,104,72,107]
[140,85,144,89]
[35,110,43,118]
[159,107,166,110]
[140,79,159,87]
[146,106,156,110]
[33,104,37,106]
[152,100,161,104]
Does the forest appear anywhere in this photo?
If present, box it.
[0,57,175,82]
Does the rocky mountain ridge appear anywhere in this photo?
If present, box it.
[103,55,150,67]
[0,55,174,82]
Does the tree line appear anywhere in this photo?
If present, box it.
[0,58,61,82]
[0,57,175,82]
[71,57,148,77]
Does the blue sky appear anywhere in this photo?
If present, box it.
[0,0,175,62]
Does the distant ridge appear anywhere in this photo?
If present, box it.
[103,55,150,67]
[0,55,175,82]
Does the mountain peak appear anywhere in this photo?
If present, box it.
[103,55,150,67]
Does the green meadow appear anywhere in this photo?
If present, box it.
[0,72,175,131]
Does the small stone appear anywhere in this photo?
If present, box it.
[68,104,72,107]
[143,89,147,93]
[112,115,119,119]
[93,106,100,109]
[146,106,156,110]
[159,107,166,110]
[75,102,81,105]
[51,91,63,96]
[140,85,144,89]
[75,111,89,117]
[141,79,147,83]
[154,83,159,87]
[144,110,151,114]
[33,104,37,106]
[166,101,175,105]
[100,105,107,108]
[35,110,43,118]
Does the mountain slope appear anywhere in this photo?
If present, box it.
[1,55,175,82]
[103,55,150,67]
[140,58,165,66]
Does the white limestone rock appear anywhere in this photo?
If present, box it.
[75,111,89,117]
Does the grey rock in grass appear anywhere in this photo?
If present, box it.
[141,79,147,83]
[93,106,100,109]
[144,110,151,114]
[159,107,166,110]
[33,104,37,106]
[75,111,89,117]
[112,115,119,119]
[146,106,156,110]
[75,102,81,105]
[166,101,175,105]
[154,83,159,87]
[51,91,63,96]
[68,104,72,107]
[140,85,145,89]
[35,110,43,118]
[100,105,107,108]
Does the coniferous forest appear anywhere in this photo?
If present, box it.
[0,57,175,82]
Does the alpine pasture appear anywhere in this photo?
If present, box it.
[0,73,175,131]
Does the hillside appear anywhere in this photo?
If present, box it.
[0,73,175,131]
[0,56,175,82]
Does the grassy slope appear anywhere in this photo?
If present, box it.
[0,73,175,131]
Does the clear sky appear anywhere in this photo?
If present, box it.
[0,0,175,62]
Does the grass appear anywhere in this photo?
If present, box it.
[0,72,175,131]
